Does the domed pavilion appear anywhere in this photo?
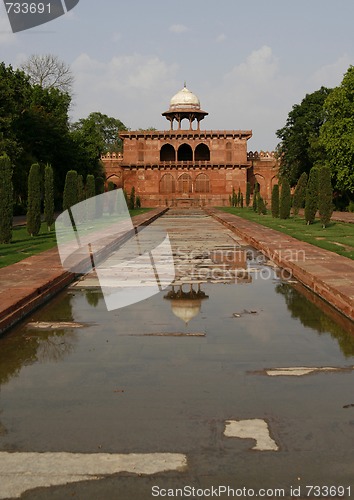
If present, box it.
[102,85,279,207]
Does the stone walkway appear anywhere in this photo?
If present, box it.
[1,207,354,335]
[0,209,166,334]
[207,208,354,321]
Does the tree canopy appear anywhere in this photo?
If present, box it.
[20,54,74,94]
[276,86,332,185]
[320,66,354,193]
[71,112,127,153]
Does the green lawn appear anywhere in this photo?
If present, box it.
[0,209,152,269]
[219,207,354,260]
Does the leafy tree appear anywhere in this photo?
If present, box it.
[271,184,280,218]
[320,66,354,193]
[279,178,291,219]
[27,163,41,236]
[276,86,332,185]
[63,170,78,211]
[318,166,333,228]
[85,174,95,200]
[305,167,319,225]
[0,154,13,243]
[21,54,74,94]
[245,182,251,207]
[44,164,54,231]
[71,112,127,154]
[293,172,308,216]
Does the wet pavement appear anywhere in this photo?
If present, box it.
[0,209,354,499]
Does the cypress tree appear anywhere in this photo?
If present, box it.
[271,184,280,218]
[246,182,251,207]
[63,170,78,211]
[237,187,242,207]
[95,176,105,196]
[107,181,115,191]
[252,184,259,212]
[129,186,136,210]
[318,166,333,228]
[293,172,308,216]
[77,174,85,203]
[0,154,13,244]
[44,164,55,231]
[240,193,244,208]
[279,178,291,219]
[136,195,141,208]
[95,176,105,218]
[85,174,96,221]
[27,163,41,237]
[232,187,237,207]
[257,196,267,215]
[305,167,319,225]
[85,174,96,200]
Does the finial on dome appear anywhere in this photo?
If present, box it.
[184,81,186,88]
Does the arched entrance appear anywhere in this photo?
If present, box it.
[195,143,210,161]
[177,144,193,161]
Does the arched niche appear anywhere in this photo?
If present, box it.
[195,143,210,161]
[160,144,176,161]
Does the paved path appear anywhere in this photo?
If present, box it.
[0,209,166,335]
[207,208,354,321]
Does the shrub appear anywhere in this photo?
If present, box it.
[293,172,308,216]
[279,178,291,219]
[232,187,237,207]
[27,163,42,236]
[305,167,319,225]
[318,166,333,228]
[136,196,141,208]
[0,154,13,243]
[271,184,280,218]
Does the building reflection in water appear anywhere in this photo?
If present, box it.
[164,283,209,325]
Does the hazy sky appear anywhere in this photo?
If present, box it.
[1,0,354,150]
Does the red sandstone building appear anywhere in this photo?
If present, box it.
[101,86,279,207]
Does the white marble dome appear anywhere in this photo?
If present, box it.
[169,86,201,111]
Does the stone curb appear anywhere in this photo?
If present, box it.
[0,208,168,336]
[205,208,354,322]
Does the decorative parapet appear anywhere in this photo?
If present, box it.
[101,152,123,160]
[247,151,277,160]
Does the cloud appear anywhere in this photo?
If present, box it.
[169,24,188,34]
[216,33,226,43]
[309,54,352,89]
[0,12,17,45]
[206,46,299,150]
[71,53,179,128]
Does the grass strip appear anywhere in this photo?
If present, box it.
[218,207,354,260]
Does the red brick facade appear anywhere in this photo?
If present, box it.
[101,87,279,207]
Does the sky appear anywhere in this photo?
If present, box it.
[1,0,354,151]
